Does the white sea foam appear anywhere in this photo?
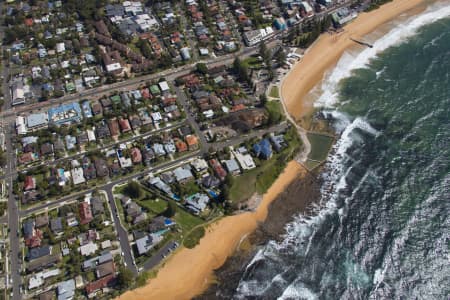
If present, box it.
[235,4,450,298]
[315,2,450,108]
[278,282,318,300]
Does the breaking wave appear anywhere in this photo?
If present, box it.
[232,3,450,299]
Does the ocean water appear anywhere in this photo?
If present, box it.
[232,4,450,300]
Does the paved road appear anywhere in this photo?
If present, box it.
[0,46,260,121]
[142,241,178,271]
[174,86,208,153]
[0,3,355,297]
[0,120,187,180]
[19,150,201,217]
[211,121,289,151]
[4,122,20,300]
[0,0,22,296]
[103,186,137,275]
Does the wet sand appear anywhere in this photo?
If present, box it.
[282,0,430,121]
[118,162,304,300]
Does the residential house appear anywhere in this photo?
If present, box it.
[108,118,120,138]
[50,217,63,235]
[270,134,286,152]
[79,202,93,225]
[57,279,75,300]
[26,245,52,261]
[133,212,147,225]
[185,135,199,150]
[119,118,131,133]
[191,158,208,173]
[148,177,172,196]
[209,159,227,181]
[96,122,111,139]
[24,176,36,191]
[175,139,188,152]
[35,213,49,228]
[223,159,241,175]
[95,261,115,279]
[253,139,273,159]
[91,197,105,215]
[135,234,162,255]
[129,115,142,130]
[40,143,54,156]
[185,193,209,214]
[126,202,142,218]
[85,274,115,295]
[91,101,103,115]
[79,241,98,256]
[71,168,86,185]
[23,220,42,248]
[94,158,109,177]
[142,147,155,165]
[173,166,194,183]
[130,147,142,164]
[202,174,221,188]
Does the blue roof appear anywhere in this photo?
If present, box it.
[81,101,93,118]
[253,139,272,159]
[48,102,82,125]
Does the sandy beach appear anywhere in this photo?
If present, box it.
[118,1,432,299]
[282,0,430,121]
[118,161,304,300]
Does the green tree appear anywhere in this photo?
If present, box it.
[259,94,268,106]
[117,266,134,288]
[233,57,250,84]
[259,42,270,63]
[124,181,144,199]
[196,63,208,75]
[163,201,177,218]
[275,49,287,66]
[0,150,6,167]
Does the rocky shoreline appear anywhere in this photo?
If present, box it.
[196,165,323,299]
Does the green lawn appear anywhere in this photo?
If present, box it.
[183,226,205,249]
[265,100,285,124]
[269,86,279,98]
[243,56,263,68]
[228,126,302,203]
[228,168,260,203]
[307,133,334,162]
[138,198,168,215]
[173,206,204,234]
[255,157,284,194]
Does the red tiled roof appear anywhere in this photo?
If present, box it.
[24,176,36,191]
[79,202,93,225]
[175,140,188,152]
[25,18,33,26]
[131,148,142,164]
[231,104,246,112]
[185,135,198,146]
[119,118,131,132]
[25,229,43,248]
[85,274,115,294]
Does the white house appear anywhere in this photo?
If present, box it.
[56,42,65,53]
[71,168,86,185]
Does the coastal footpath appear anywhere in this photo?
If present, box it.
[118,0,434,299]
